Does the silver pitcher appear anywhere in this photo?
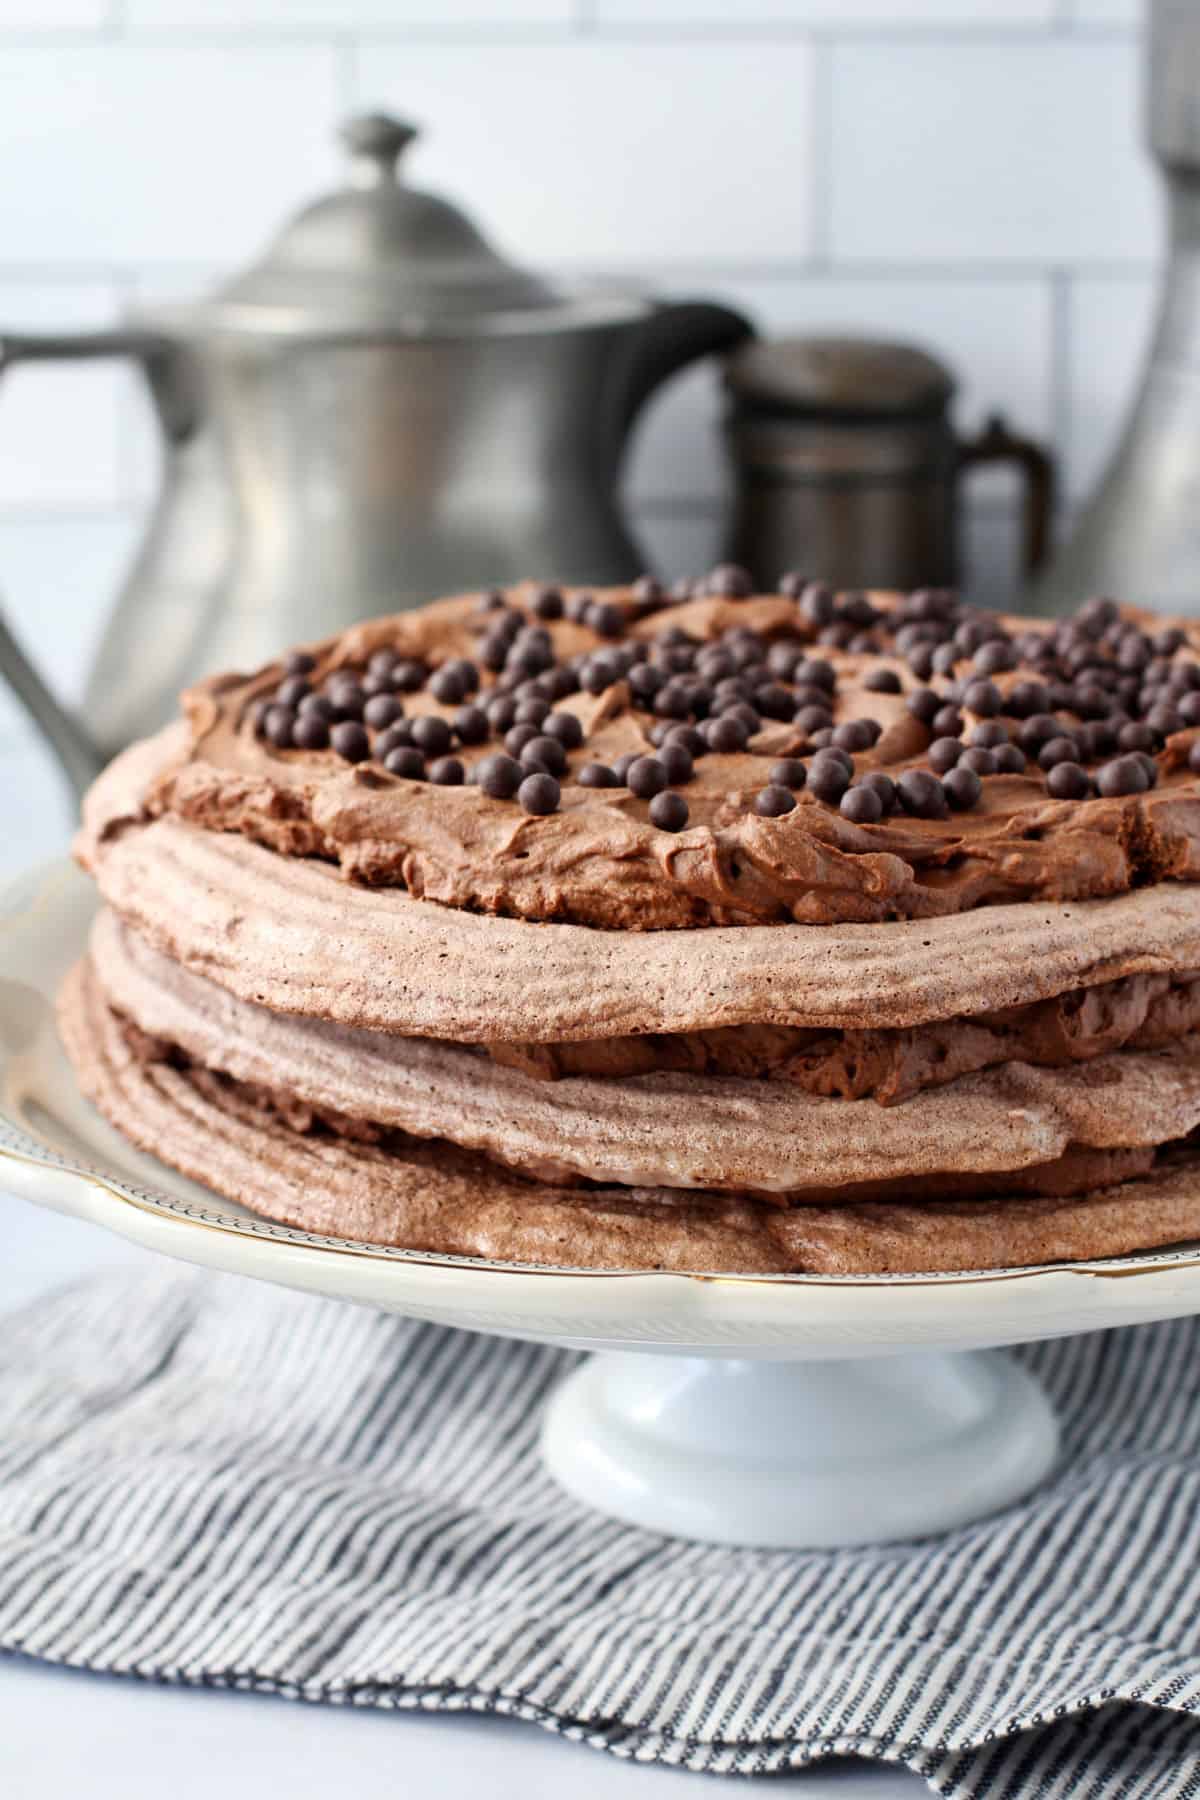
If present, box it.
[0,112,751,795]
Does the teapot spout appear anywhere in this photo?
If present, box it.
[0,609,104,803]
[612,300,755,452]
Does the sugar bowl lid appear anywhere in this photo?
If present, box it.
[189,112,628,337]
[725,336,956,420]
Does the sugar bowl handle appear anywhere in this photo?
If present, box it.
[957,413,1057,576]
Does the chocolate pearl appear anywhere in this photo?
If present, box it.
[706,716,749,754]
[808,727,835,747]
[942,765,982,811]
[793,704,834,735]
[1007,681,1048,719]
[1135,751,1159,788]
[297,692,336,722]
[931,643,959,677]
[520,734,568,778]
[452,703,489,745]
[514,696,551,729]
[840,785,882,824]
[1079,595,1120,635]
[429,755,464,786]
[543,709,583,750]
[1190,739,1200,775]
[931,705,962,738]
[263,704,295,749]
[517,772,560,815]
[1181,693,1200,728]
[611,752,639,784]
[754,681,796,722]
[650,791,689,831]
[928,736,962,774]
[754,783,796,817]
[808,759,849,805]
[284,649,316,677]
[587,600,624,639]
[292,711,330,751]
[1077,720,1119,760]
[1037,736,1081,772]
[820,622,855,651]
[481,631,512,672]
[1146,703,1184,739]
[993,744,1028,775]
[582,653,622,695]
[962,678,1001,717]
[908,644,937,680]
[769,758,807,790]
[864,667,902,694]
[383,746,425,780]
[473,753,521,798]
[392,658,427,693]
[506,642,554,680]
[275,674,311,708]
[486,694,518,733]
[803,658,837,692]
[330,720,370,763]
[897,769,949,819]
[765,641,804,680]
[1154,626,1186,656]
[1096,754,1150,797]
[631,574,664,606]
[628,664,664,704]
[627,755,667,798]
[706,562,753,598]
[1071,684,1112,720]
[959,747,996,777]
[1118,720,1156,754]
[364,693,404,730]
[832,719,877,753]
[812,746,853,778]
[906,687,942,726]
[665,725,707,758]
[1047,761,1090,800]
[531,584,564,620]
[1018,713,1062,753]
[838,591,879,628]
[659,741,694,784]
[411,715,453,757]
[1118,635,1151,672]
[504,723,539,758]
[326,680,365,722]
[654,682,692,721]
[973,639,1016,676]
[375,721,414,759]
[968,721,1009,749]
[798,582,835,627]
[475,587,507,613]
[426,662,464,702]
[857,771,897,814]
[778,570,806,599]
[577,761,617,789]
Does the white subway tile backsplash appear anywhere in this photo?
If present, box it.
[1066,0,1139,21]
[621,273,1053,512]
[830,40,1157,263]
[0,47,340,265]
[0,282,127,507]
[0,0,111,27]
[595,0,1055,24]
[351,41,815,262]
[124,0,573,26]
[1064,270,1157,501]
[0,509,143,741]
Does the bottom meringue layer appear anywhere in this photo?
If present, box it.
[57,955,1200,1275]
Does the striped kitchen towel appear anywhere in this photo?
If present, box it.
[0,1269,1199,1799]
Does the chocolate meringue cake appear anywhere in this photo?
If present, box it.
[58,571,1200,1274]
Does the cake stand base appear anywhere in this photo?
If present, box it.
[541,1347,1059,1548]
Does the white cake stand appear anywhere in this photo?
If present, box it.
[5,860,1200,1549]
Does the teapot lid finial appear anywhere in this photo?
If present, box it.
[339,112,419,188]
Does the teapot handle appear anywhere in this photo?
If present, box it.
[0,327,177,800]
[612,300,755,453]
[956,412,1057,576]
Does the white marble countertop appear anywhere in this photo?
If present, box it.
[0,743,925,1796]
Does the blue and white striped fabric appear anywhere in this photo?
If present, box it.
[1,1269,1199,1797]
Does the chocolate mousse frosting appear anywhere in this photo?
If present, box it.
[61,569,1200,1275]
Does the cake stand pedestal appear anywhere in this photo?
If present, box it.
[541,1347,1058,1547]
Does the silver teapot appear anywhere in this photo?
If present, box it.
[0,112,751,795]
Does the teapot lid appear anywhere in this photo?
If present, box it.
[195,112,633,337]
[724,336,956,419]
